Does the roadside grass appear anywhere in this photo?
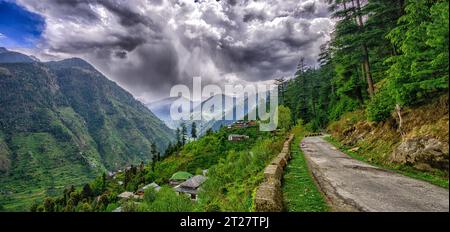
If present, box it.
[324,136,449,189]
[282,126,329,212]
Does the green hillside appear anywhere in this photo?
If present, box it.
[27,123,287,212]
[0,54,175,211]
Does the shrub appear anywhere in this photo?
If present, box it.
[143,188,157,203]
[366,87,395,122]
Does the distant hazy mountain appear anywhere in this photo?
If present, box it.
[147,97,194,129]
[148,93,256,136]
[0,48,175,210]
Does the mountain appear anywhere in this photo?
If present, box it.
[147,97,194,129]
[148,93,256,136]
[0,48,175,211]
[0,47,39,63]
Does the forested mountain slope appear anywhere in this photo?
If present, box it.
[0,49,175,211]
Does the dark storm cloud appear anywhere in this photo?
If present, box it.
[243,11,267,22]
[98,1,157,28]
[16,0,333,102]
[113,50,126,59]
[49,33,147,53]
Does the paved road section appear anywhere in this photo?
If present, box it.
[301,136,449,212]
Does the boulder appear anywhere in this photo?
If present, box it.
[392,137,449,171]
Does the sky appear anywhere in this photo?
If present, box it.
[0,0,44,48]
[0,0,334,103]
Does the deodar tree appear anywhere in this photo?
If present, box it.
[282,0,448,125]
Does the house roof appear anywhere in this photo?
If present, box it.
[118,191,135,199]
[228,134,248,137]
[179,175,207,189]
[170,171,193,181]
[143,182,160,189]
[138,182,161,192]
[112,207,123,212]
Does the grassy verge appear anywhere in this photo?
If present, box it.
[282,126,329,212]
[324,136,449,189]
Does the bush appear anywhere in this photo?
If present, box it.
[198,136,283,212]
[327,96,359,122]
[105,203,119,212]
[143,188,157,203]
[366,88,395,122]
[138,187,195,212]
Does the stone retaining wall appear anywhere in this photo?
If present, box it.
[254,134,294,212]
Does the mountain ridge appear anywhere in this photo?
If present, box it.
[0,48,175,211]
[147,93,255,135]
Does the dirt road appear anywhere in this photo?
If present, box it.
[301,136,449,212]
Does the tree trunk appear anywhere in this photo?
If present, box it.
[354,0,375,98]
[398,0,405,16]
[395,104,406,138]
[355,65,364,103]
[362,45,375,97]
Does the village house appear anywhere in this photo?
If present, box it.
[247,120,257,126]
[174,175,207,201]
[229,121,246,129]
[228,134,250,141]
[117,191,141,200]
[169,171,193,186]
[107,171,115,178]
[228,120,257,129]
[112,207,123,212]
[112,202,140,213]
[135,182,161,196]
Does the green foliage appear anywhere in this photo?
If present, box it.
[282,126,329,212]
[143,188,157,203]
[29,124,281,212]
[366,84,395,122]
[364,0,449,122]
[43,198,55,212]
[198,135,284,211]
[283,0,448,124]
[284,64,335,128]
[384,0,449,109]
[191,122,197,139]
[0,57,175,211]
[105,203,119,212]
[137,187,194,212]
[277,106,292,131]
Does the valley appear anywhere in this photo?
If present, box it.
[0,49,175,211]
[0,0,448,213]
